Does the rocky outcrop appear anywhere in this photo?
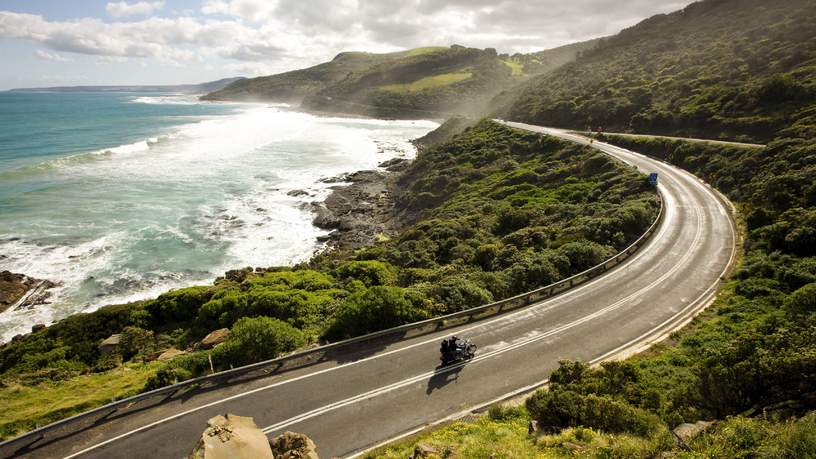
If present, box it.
[269,431,319,459]
[311,170,403,252]
[189,414,273,459]
[0,271,58,313]
[201,328,230,349]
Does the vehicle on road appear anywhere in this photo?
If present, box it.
[439,336,477,365]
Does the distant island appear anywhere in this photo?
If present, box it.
[8,77,245,94]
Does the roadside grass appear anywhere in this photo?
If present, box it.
[380,72,473,93]
[0,361,160,440]
[366,406,675,458]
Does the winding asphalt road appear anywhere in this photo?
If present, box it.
[3,122,736,459]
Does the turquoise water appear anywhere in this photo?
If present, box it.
[0,91,437,340]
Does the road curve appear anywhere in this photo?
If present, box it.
[4,122,736,459]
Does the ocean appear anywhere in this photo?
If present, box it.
[0,91,437,341]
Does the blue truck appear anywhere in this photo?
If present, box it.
[648,172,659,187]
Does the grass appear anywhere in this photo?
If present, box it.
[504,59,525,77]
[405,46,448,57]
[0,361,160,440]
[367,406,674,458]
[380,72,473,93]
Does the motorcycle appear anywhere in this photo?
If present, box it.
[439,336,477,365]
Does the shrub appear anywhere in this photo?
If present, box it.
[325,286,428,340]
[785,283,816,316]
[336,260,397,287]
[526,389,664,436]
[211,316,306,368]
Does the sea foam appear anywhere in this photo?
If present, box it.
[0,103,437,341]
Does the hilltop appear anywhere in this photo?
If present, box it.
[202,42,598,118]
[497,0,816,142]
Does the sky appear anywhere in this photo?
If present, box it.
[0,0,690,90]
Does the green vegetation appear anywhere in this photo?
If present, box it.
[503,59,525,77]
[203,41,598,118]
[0,121,657,439]
[372,0,816,453]
[383,125,816,454]
[380,72,473,93]
[500,0,816,142]
[0,361,162,440]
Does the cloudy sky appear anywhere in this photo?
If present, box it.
[0,0,689,90]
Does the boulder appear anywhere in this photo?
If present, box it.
[31,324,46,333]
[189,414,273,459]
[201,328,230,349]
[412,443,439,458]
[269,431,319,459]
[158,348,188,361]
[98,334,121,355]
[673,420,715,449]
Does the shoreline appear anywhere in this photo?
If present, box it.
[0,106,437,341]
[309,157,415,255]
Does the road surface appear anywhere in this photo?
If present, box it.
[2,123,736,459]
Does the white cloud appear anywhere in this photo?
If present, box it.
[106,1,165,18]
[35,49,73,62]
[0,1,692,78]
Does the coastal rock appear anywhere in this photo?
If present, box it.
[189,414,273,459]
[201,328,231,349]
[286,189,310,198]
[311,168,405,253]
[224,267,253,283]
[311,204,340,229]
[378,157,411,172]
[99,334,122,355]
[318,173,350,184]
[269,431,319,459]
[31,324,46,333]
[0,271,58,313]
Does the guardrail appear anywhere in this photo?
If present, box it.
[1,191,664,458]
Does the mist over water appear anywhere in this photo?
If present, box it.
[0,92,437,341]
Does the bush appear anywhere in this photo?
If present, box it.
[325,286,428,340]
[146,286,214,324]
[211,316,306,368]
[336,260,397,287]
[526,389,664,436]
[785,283,816,316]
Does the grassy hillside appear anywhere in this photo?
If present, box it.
[499,0,816,142]
[0,121,657,439]
[203,42,598,118]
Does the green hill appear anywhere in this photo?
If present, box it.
[203,42,598,118]
[498,0,816,142]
